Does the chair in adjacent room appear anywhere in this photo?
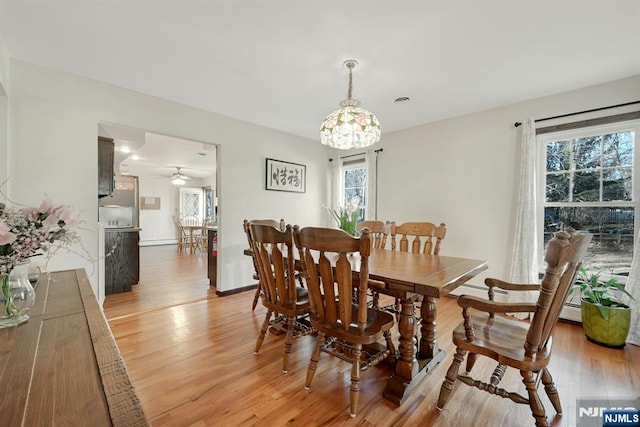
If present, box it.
[250,223,313,374]
[180,214,203,253]
[293,226,396,418]
[243,218,286,310]
[436,230,592,427]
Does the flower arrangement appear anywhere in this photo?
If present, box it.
[326,196,361,236]
[0,198,80,322]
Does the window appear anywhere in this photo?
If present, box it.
[340,155,367,221]
[539,120,639,277]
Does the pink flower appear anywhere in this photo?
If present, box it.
[0,221,17,245]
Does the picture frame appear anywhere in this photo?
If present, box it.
[265,158,306,193]
[140,196,161,210]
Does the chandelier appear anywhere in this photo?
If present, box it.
[320,60,381,150]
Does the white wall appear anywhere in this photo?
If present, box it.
[374,75,640,289]
[7,59,328,294]
[5,57,638,298]
[137,169,180,245]
[0,31,9,186]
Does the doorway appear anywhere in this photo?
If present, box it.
[98,122,218,319]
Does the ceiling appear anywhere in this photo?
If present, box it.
[98,123,216,180]
[2,1,640,147]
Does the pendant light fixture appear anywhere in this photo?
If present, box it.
[320,60,381,150]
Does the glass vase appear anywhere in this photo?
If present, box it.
[0,261,36,328]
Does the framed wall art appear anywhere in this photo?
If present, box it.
[265,158,306,193]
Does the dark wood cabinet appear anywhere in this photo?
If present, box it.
[207,228,217,287]
[105,229,140,294]
[98,136,115,198]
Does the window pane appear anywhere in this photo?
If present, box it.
[546,140,570,172]
[344,168,366,187]
[603,131,633,167]
[344,187,364,203]
[573,170,599,202]
[573,136,601,170]
[546,172,569,202]
[543,206,634,275]
[603,167,632,201]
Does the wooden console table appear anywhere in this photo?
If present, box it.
[0,269,149,426]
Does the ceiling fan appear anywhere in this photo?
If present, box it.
[170,167,191,186]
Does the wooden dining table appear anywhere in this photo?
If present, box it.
[181,225,203,254]
[361,248,488,405]
[244,246,488,405]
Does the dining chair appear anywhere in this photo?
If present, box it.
[356,220,391,309]
[436,229,592,427]
[173,215,189,254]
[356,220,390,249]
[249,223,313,374]
[243,218,286,310]
[375,221,447,314]
[389,221,447,254]
[293,226,396,418]
[180,215,203,253]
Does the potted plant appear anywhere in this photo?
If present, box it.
[570,267,635,348]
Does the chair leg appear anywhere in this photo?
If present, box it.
[383,329,396,362]
[437,347,466,410]
[305,333,325,389]
[254,309,272,354]
[251,282,262,311]
[349,343,362,418]
[282,316,295,374]
[521,370,549,427]
[465,353,477,373]
[541,368,562,415]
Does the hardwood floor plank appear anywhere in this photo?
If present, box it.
[105,245,640,426]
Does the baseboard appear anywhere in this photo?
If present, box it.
[139,239,177,247]
[216,284,258,297]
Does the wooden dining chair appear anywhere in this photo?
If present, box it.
[180,215,203,253]
[293,226,396,418]
[376,221,447,313]
[243,218,285,310]
[356,220,390,249]
[389,221,447,254]
[250,223,313,374]
[436,230,592,427]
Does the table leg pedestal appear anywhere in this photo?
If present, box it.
[383,295,446,405]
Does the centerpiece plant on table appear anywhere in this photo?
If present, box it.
[326,196,361,236]
[0,198,80,328]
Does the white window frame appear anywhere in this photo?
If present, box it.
[537,120,640,320]
[338,154,368,220]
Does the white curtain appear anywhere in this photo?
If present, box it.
[625,229,640,346]
[365,149,377,220]
[508,118,539,315]
[328,157,342,226]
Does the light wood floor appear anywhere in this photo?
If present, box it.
[105,245,640,426]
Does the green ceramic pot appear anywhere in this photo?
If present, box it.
[581,300,631,348]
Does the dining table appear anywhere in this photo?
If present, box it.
[180,225,203,254]
[244,246,488,405]
[361,248,488,405]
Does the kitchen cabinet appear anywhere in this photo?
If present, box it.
[207,228,217,287]
[98,136,115,198]
[105,228,140,294]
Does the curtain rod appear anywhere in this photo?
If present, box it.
[513,100,640,127]
[329,148,383,162]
